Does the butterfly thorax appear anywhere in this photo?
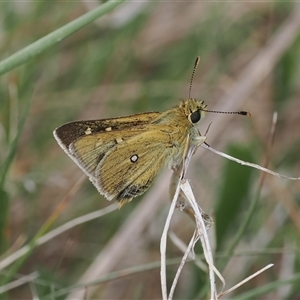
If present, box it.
[149,98,207,168]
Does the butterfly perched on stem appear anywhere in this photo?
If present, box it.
[54,57,248,207]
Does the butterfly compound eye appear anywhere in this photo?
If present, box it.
[190,110,201,123]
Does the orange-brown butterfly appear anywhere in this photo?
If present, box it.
[54,57,248,206]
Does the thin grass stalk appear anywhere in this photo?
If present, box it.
[0,0,126,76]
[218,112,278,271]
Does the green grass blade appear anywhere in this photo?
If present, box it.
[231,273,300,299]
[0,190,9,254]
[0,94,31,257]
[0,96,31,188]
[0,0,126,76]
[215,144,254,251]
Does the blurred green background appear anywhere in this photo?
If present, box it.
[0,1,300,299]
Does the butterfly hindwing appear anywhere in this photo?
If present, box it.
[97,129,175,204]
[69,125,182,205]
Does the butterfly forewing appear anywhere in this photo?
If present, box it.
[54,112,160,151]
[69,126,166,177]
[69,135,116,175]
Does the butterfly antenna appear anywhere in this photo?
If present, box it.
[189,56,200,99]
[202,108,251,117]
[189,57,250,117]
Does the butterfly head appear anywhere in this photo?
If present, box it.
[180,98,207,125]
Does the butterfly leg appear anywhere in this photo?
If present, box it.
[169,133,210,224]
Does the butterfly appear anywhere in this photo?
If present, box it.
[54,57,248,207]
